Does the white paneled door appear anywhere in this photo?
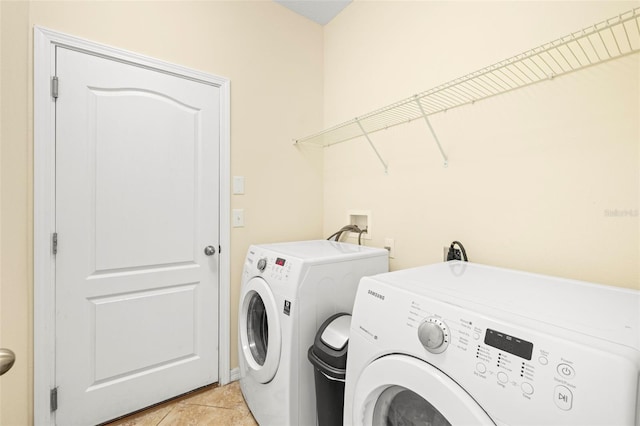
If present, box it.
[54,46,220,425]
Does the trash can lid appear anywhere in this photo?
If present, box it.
[308,313,351,372]
[320,315,351,351]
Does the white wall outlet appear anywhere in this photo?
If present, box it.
[233,176,245,195]
[384,238,395,258]
[232,209,244,227]
[347,209,372,240]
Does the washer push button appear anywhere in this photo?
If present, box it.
[556,363,575,379]
[554,385,573,410]
[521,382,534,395]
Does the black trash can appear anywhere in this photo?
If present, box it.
[308,313,351,426]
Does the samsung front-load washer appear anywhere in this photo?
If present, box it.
[344,261,640,426]
[238,240,388,426]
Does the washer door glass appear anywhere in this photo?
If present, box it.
[351,354,494,425]
[246,292,268,366]
[373,386,450,426]
[239,277,281,384]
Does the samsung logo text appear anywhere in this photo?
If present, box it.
[367,289,385,301]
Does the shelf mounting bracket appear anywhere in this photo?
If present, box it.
[414,97,448,167]
[356,119,388,174]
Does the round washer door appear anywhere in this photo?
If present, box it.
[351,354,495,425]
[239,277,281,384]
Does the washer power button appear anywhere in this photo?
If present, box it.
[557,363,575,379]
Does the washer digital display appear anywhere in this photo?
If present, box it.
[484,328,533,360]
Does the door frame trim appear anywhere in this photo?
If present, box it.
[33,26,231,425]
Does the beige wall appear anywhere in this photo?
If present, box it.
[1,1,32,425]
[0,0,3,418]
[0,1,324,424]
[323,1,640,289]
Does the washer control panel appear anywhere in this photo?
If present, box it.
[242,248,297,286]
[408,299,580,414]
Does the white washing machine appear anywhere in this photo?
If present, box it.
[344,261,640,426]
[238,240,388,426]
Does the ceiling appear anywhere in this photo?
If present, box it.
[274,0,352,25]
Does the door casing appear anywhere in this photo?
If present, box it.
[33,26,231,425]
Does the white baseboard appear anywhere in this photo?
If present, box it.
[229,367,241,382]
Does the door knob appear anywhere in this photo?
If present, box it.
[204,245,216,256]
[0,349,15,376]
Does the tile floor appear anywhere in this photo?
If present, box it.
[104,381,257,426]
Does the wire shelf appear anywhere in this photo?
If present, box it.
[296,8,640,149]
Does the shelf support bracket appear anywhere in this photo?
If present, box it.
[355,119,389,174]
[415,98,448,167]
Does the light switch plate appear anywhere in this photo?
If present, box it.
[232,209,244,227]
[233,176,245,195]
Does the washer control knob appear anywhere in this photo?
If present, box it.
[418,318,450,354]
[257,258,267,272]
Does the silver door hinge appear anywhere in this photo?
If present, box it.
[50,387,58,412]
[52,232,58,255]
[51,76,59,99]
